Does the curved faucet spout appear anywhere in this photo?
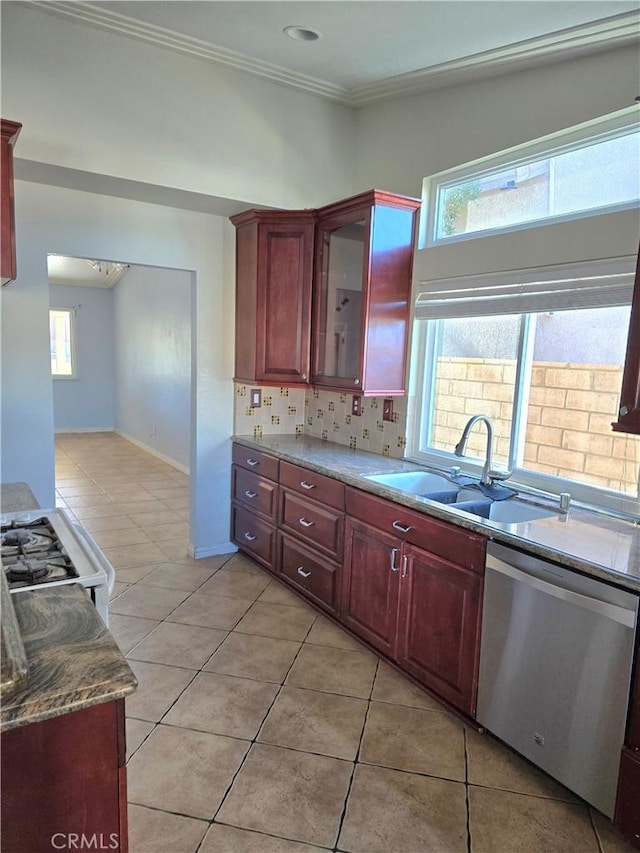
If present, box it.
[454,414,512,487]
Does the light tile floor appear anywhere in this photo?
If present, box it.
[56,433,635,853]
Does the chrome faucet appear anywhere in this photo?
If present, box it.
[454,414,513,487]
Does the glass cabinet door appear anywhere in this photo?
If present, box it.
[315,219,366,384]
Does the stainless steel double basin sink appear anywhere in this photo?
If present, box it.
[364,471,556,524]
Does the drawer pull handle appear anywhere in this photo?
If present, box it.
[300,480,316,490]
[246,458,259,467]
[244,490,257,499]
[389,547,400,572]
[392,520,412,533]
[297,566,312,578]
[299,517,315,528]
[401,555,408,578]
[244,532,257,541]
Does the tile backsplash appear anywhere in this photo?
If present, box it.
[234,383,408,459]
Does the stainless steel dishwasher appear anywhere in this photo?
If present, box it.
[477,541,638,817]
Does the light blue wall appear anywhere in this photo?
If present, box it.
[50,284,115,432]
[114,266,192,471]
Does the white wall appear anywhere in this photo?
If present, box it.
[114,266,192,471]
[50,284,116,432]
[1,181,235,556]
[0,3,356,210]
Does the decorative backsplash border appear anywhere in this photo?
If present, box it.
[234,383,408,458]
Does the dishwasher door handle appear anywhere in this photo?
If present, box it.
[487,556,636,628]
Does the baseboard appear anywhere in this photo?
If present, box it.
[114,429,190,475]
[55,427,116,434]
[190,542,237,559]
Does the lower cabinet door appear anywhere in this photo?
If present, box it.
[231,503,276,571]
[341,517,401,657]
[397,544,483,716]
[616,747,640,849]
[279,532,338,614]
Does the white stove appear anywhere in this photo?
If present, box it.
[1,509,114,625]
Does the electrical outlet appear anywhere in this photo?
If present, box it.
[150,425,157,437]
[250,389,262,408]
[352,395,362,416]
[382,399,394,422]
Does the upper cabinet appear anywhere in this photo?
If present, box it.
[312,190,420,395]
[231,209,315,386]
[612,247,640,435]
[1,119,22,287]
[231,190,420,394]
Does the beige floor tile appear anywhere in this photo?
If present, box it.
[104,487,155,502]
[137,561,216,591]
[285,644,377,698]
[204,632,301,683]
[110,583,189,620]
[161,496,190,510]
[200,569,272,601]
[219,552,267,576]
[258,580,309,608]
[62,493,114,509]
[217,743,352,848]
[125,660,195,722]
[102,542,168,568]
[200,824,325,853]
[56,484,105,497]
[117,499,168,515]
[127,621,228,669]
[127,724,249,819]
[235,602,317,642]
[258,685,367,760]
[127,804,208,853]
[115,563,158,584]
[138,521,189,542]
[164,671,279,739]
[339,764,467,853]
[108,614,161,655]
[73,504,130,519]
[126,718,155,759]
[80,515,138,533]
[157,540,192,561]
[591,808,639,853]
[92,527,152,549]
[468,786,600,853]
[110,581,129,600]
[371,661,444,711]
[360,701,465,781]
[128,510,181,527]
[167,590,255,630]
[466,728,580,801]
[145,487,189,500]
[304,615,367,651]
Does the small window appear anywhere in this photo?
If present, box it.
[50,309,75,377]
[426,118,640,246]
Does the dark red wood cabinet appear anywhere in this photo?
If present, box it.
[231,446,279,572]
[231,209,315,386]
[1,699,129,853]
[1,118,21,286]
[612,247,640,435]
[615,647,640,848]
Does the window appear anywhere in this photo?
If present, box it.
[425,110,640,246]
[50,309,75,377]
[410,261,640,517]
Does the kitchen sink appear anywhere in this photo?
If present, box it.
[364,471,456,494]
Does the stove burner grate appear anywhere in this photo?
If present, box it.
[1,516,80,589]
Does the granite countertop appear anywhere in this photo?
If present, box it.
[0,483,137,732]
[234,434,640,593]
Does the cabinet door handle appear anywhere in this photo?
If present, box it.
[301,373,308,381]
[244,532,257,541]
[401,555,408,578]
[392,521,412,533]
[246,458,259,467]
[389,547,400,572]
[300,481,316,490]
[297,566,312,578]
[244,490,257,499]
[299,517,315,528]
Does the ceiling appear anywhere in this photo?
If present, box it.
[33,1,640,104]
[47,255,131,288]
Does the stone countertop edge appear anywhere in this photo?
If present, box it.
[1,584,136,732]
[233,434,640,593]
[1,570,29,698]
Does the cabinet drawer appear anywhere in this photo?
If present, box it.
[279,460,345,509]
[280,490,343,558]
[232,444,279,481]
[279,533,338,614]
[346,486,485,573]
[231,503,276,570]
[232,465,278,520]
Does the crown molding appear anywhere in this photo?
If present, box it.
[25,2,640,108]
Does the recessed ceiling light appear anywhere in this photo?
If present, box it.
[283,26,322,42]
